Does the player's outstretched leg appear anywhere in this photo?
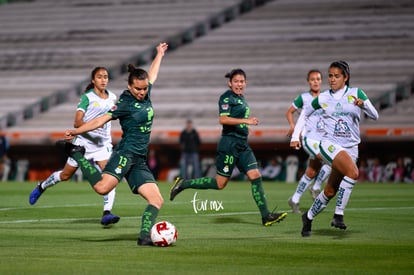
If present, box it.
[101,212,120,226]
[262,212,288,226]
[101,189,120,226]
[29,183,44,205]
[170,177,184,201]
[170,177,219,201]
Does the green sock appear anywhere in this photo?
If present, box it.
[251,177,269,217]
[140,204,159,239]
[71,152,101,186]
[182,177,219,190]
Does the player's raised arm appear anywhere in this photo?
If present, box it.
[148,42,168,84]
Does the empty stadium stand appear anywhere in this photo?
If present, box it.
[0,0,251,133]
[2,0,413,146]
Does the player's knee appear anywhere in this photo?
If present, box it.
[59,173,71,181]
[216,177,229,189]
[216,182,226,190]
[341,163,359,180]
[347,168,359,180]
[324,185,336,199]
[93,184,109,195]
[305,169,317,179]
[149,196,164,209]
[246,169,261,181]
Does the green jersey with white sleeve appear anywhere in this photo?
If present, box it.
[75,89,117,152]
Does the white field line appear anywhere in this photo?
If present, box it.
[0,207,413,224]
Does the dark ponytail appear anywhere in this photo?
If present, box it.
[127,63,149,84]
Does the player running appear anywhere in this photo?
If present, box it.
[286,69,332,213]
[290,61,379,236]
[64,43,168,246]
[29,67,120,226]
[170,68,287,226]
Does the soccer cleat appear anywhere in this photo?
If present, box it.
[288,197,301,214]
[29,183,44,205]
[169,177,184,201]
[100,213,120,226]
[56,140,85,157]
[331,214,347,230]
[301,211,312,237]
[262,211,287,226]
[309,188,321,200]
[137,236,154,246]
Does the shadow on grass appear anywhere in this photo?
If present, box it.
[69,233,138,242]
[312,228,352,239]
[69,218,100,224]
[283,228,360,240]
[211,216,258,225]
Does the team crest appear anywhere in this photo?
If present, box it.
[223,165,229,173]
[115,166,122,174]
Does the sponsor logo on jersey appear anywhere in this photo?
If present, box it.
[334,119,351,138]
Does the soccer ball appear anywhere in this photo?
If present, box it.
[150,221,178,247]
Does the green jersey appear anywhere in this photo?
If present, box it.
[108,83,154,156]
[218,89,250,140]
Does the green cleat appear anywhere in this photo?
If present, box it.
[137,236,154,246]
[262,211,287,226]
[170,177,184,201]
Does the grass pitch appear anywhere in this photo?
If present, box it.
[0,181,413,274]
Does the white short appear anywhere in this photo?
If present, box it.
[319,140,358,165]
[302,136,320,159]
[67,144,113,167]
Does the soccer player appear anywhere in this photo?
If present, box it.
[286,69,332,213]
[170,68,288,226]
[291,61,379,237]
[29,67,120,226]
[64,42,168,246]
